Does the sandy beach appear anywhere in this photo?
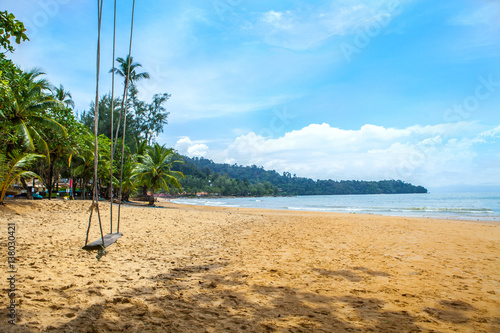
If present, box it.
[1,199,499,332]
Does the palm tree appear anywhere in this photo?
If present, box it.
[110,55,150,87]
[133,144,184,206]
[52,84,75,109]
[0,151,43,205]
[3,68,66,156]
[109,55,149,151]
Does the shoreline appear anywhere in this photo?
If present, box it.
[161,199,500,226]
[166,196,500,224]
[1,199,499,332]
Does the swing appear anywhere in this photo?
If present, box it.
[83,232,123,251]
[83,0,136,256]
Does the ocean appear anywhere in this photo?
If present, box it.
[171,192,500,222]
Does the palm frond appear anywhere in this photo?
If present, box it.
[0,151,43,204]
[30,115,68,136]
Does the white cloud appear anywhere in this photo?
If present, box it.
[252,1,409,50]
[175,137,209,157]
[449,1,500,29]
[186,122,499,189]
[447,0,500,52]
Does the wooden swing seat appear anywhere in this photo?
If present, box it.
[83,232,123,251]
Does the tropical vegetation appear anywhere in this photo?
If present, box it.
[0,11,181,205]
[173,156,428,196]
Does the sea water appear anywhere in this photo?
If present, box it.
[172,192,500,222]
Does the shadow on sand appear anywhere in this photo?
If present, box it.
[7,263,434,332]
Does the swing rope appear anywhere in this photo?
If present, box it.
[117,0,136,232]
[109,0,117,234]
[84,0,135,254]
[112,0,135,158]
[84,0,105,249]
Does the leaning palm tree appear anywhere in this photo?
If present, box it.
[109,55,149,151]
[0,151,43,205]
[3,68,66,156]
[52,84,75,109]
[133,144,184,206]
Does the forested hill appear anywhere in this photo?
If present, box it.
[172,156,428,196]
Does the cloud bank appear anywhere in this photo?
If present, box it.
[176,122,500,189]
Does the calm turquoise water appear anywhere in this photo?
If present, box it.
[172,193,500,221]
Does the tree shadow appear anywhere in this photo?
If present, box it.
[423,299,476,324]
[312,269,364,282]
[312,266,390,283]
[352,266,391,277]
[23,262,428,332]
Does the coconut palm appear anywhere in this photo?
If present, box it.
[52,84,75,109]
[109,55,149,150]
[110,55,150,87]
[3,68,66,155]
[133,144,184,206]
[0,151,43,204]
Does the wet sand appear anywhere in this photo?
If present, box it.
[1,199,499,332]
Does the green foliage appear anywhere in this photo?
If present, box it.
[80,88,171,151]
[117,160,137,202]
[110,55,150,149]
[79,93,127,144]
[110,55,150,84]
[0,66,66,156]
[129,84,170,145]
[0,151,43,204]
[0,58,22,149]
[52,84,75,109]
[174,156,428,196]
[0,11,29,53]
[133,144,184,205]
[38,105,87,199]
[72,134,116,199]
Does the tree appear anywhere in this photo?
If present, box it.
[52,84,75,109]
[0,151,43,205]
[0,11,29,53]
[1,67,66,155]
[0,57,22,149]
[133,144,184,206]
[79,94,129,143]
[73,134,111,200]
[39,106,86,199]
[109,55,149,149]
[129,84,170,145]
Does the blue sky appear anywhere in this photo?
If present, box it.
[4,0,500,191]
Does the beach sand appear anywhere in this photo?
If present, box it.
[1,199,499,332]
